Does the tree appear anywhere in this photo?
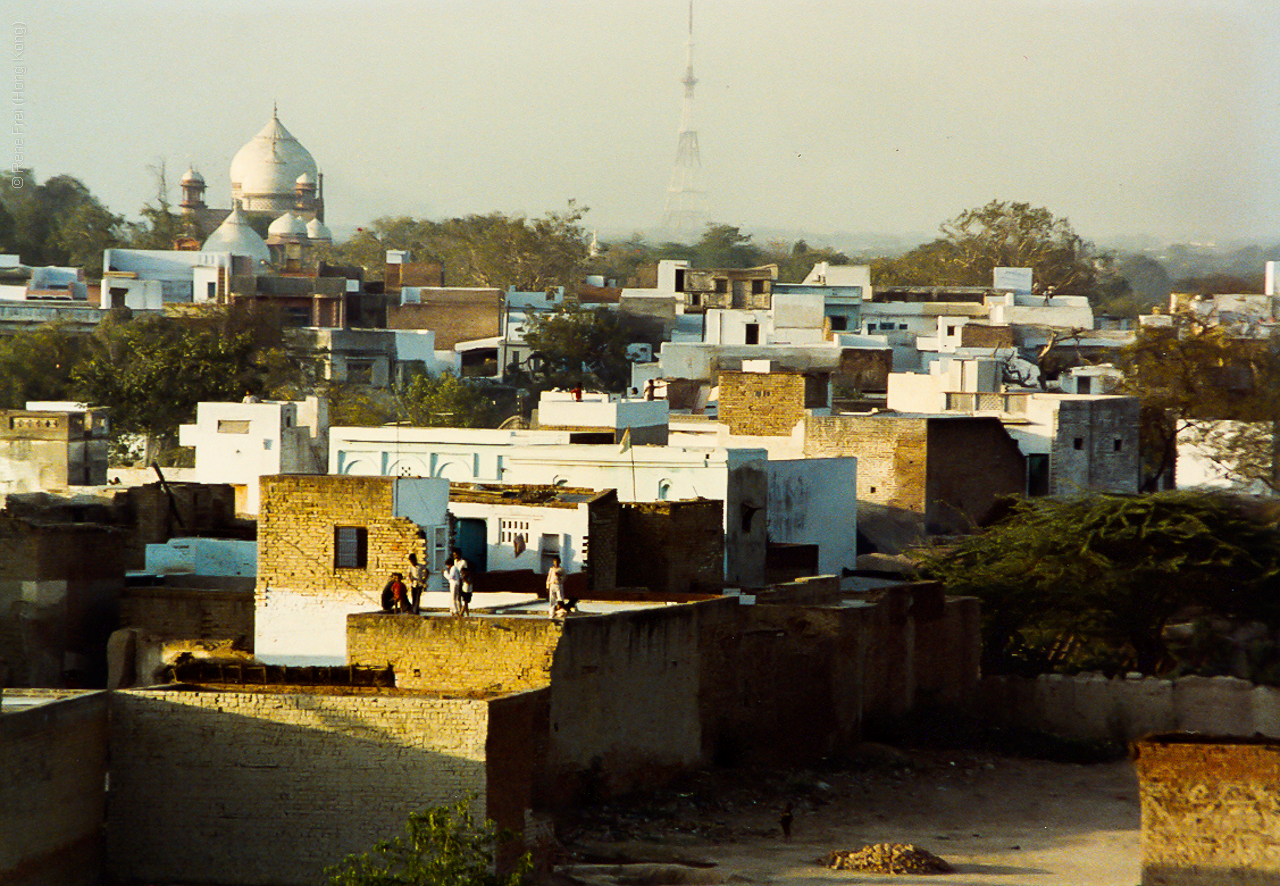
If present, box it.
[919,493,1280,677]
[333,204,591,293]
[0,321,89,408]
[1117,316,1280,491]
[72,306,295,464]
[519,303,630,392]
[692,223,765,269]
[872,200,1108,297]
[1,169,123,268]
[325,799,530,886]
[395,371,503,428]
[127,161,190,250]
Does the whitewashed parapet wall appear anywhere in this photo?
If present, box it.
[979,674,1280,743]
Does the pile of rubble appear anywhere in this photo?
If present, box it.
[825,843,953,874]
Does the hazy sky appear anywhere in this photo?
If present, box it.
[13,0,1280,246]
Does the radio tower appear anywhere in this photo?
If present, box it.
[663,1,708,237]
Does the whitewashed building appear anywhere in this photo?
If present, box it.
[178,397,329,514]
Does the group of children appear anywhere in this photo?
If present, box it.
[381,550,573,619]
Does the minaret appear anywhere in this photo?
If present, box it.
[663,1,708,237]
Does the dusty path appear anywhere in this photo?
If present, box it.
[562,748,1140,886]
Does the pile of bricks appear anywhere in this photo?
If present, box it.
[825,843,953,874]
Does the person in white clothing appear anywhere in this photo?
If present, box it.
[445,548,468,617]
[546,555,565,619]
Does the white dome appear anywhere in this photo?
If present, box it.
[295,172,316,187]
[180,165,204,185]
[229,112,318,200]
[306,217,332,242]
[203,205,271,263]
[268,212,308,237]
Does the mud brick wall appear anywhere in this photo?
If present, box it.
[805,415,928,512]
[618,499,724,594]
[347,614,562,694]
[719,372,808,437]
[0,691,108,886]
[349,604,709,797]
[106,687,498,886]
[0,520,124,687]
[923,419,1025,533]
[119,583,254,643]
[911,591,981,707]
[1133,736,1280,886]
[260,475,424,599]
[549,605,704,792]
[697,598,867,766]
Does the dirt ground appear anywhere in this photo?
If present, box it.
[559,746,1140,886]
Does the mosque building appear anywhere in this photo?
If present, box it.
[179,108,332,264]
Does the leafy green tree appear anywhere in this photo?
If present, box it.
[333,204,590,292]
[1,169,123,268]
[395,371,502,428]
[692,223,765,269]
[872,200,1107,297]
[326,799,530,886]
[0,321,89,407]
[520,303,630,392]
[1117,316,1280,490]
[73,306,294,464]
[762,238,852,284]
[55,201,125,277]
[919,493,1280,676]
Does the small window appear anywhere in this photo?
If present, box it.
[714,278,728,293]
[1073,437,1084,451]
[744,323,760,345]
[751,279,765,295]
[869,486,877,494]
[674,268,686,292]
[829,316,847,331]
[217,420,250,434]
[1114,438,1123,452]
[658,479,673,500]
[898,323,908,330]
[946,325,957,336]
[334,526,368,569]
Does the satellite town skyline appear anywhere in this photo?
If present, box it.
[14,0,1280,248]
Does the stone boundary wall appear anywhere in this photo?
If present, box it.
[1133,736,1280,885]
[978,674,1280,743]
[106,687,498,886]
[0,690,108,886]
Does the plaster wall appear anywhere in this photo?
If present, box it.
[143,538,257,577]
[447,498,592,574]
[767,458,858,576]
[977,674,1280,743]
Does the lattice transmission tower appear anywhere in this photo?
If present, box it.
[663,1,708,238]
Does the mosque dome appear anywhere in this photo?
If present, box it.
[202,204,271,264]
[229,110,318,206]
[268,212,309,238]
[306,217,332,242]
[180,165,205,185]
[295,172,316,188]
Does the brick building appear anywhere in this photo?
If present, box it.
[804,413,1026,545]
[256,475,450,664]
